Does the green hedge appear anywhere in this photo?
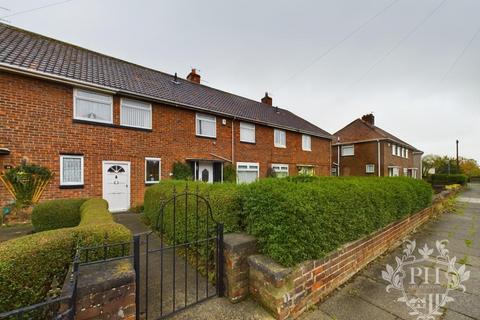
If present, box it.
[242,177,433,266]
[31,198,87,232]
[0,198,131,312]
[431,174,468,185]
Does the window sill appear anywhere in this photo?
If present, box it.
[59,185,84,189]
[196,134,217,140]
[240,141,256,145]
[145,182,160,186]
[274,145,286,149]
[73,119,153,132]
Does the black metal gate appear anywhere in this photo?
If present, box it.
[134,186,224,319]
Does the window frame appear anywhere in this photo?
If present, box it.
[73,89,113,124]
[195,113,217,138]
[388,166,400,177]
[302,134,312,151]
[297,165,315,176]
[274,129,286,148]
[341,145,354,156]
[366,164,375,173]
[240,122,256,143]
[236,162,260,183]
[145,157,161,184]
[120,98,152,129]
[60,155,84,186]
[271,163,289,177]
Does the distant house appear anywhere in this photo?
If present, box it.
[332,114,423,178]
[0,23,333,211]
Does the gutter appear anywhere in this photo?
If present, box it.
[0,63,333,140]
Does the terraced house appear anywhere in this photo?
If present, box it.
[332,114,423,178]
[0,23,333,211]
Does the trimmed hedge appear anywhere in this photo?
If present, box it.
[431,174,468,186]
[31,198,87,232]
[0,198,131,312]
[242,177,433,266]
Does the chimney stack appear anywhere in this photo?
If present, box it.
[361,113,375,126]
[261,92,272,106]
[187,68,201,84]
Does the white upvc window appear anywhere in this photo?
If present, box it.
[341,145,354,156]
[302,135,311,151]
[406,149,409,158]
[388,167,400,177]
[236,162,259,184]
[196,113,216,138]
[403,148,407,158]
[403,168,408,176]
[271,164,289,178]
[240,122,255,143]
[73,89,113,124]
[366,164,375,173]
[392,144,396,156]
[145,157,161,184]
[274,129,286,148]
[121,98,152,129]
[60,155,84,186]
[298,165,315,176]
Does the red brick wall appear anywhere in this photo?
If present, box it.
[0,72,331,207]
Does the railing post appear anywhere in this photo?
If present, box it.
[133,234,141,320]
[70,253,80,319]
[216,223,225,297]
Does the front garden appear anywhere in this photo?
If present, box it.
[144,176,433,267]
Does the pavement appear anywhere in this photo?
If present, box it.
[301,184,480,320]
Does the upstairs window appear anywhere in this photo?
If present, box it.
[406,149,409,158]
[121,98,152,129]
[240,122,255,143]
[74,89,113,124]
[341,145,354,156]
[145,158,161,184]
[196,113,216,138]
[274,129,286,148]
[60,155,84,186]
[271,164,289,178]
[302,135,311,151]
[392,144,396,156]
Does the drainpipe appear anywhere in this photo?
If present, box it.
[377,140,381,177]
[231,118,235,165]
[337,145,340,176]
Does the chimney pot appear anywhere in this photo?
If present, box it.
[187,68,201,84]
[361,113,375,126]
[261,92,272,106]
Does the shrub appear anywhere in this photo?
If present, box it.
[223,164,236,183]
[0,198,131,312]
[31,198,87,232]
[431,174,468,186]
[172,161,192,180]
[242,177,433,267]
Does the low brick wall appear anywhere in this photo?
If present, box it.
[223,233,258,303]
[74,260,136,320]
[246,192,454,319]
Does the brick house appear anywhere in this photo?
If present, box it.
[332,114,423,178]
[0,23,333,211]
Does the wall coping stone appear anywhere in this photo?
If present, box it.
[76,260,135,297]
[248,255,292,284]
[224,233,257,251]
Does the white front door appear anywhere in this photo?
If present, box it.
[198,161,213,183]
[102,161,130,212]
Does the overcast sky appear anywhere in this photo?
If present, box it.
[2,0,479,161]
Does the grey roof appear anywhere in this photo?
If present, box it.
[0,23,332,139]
